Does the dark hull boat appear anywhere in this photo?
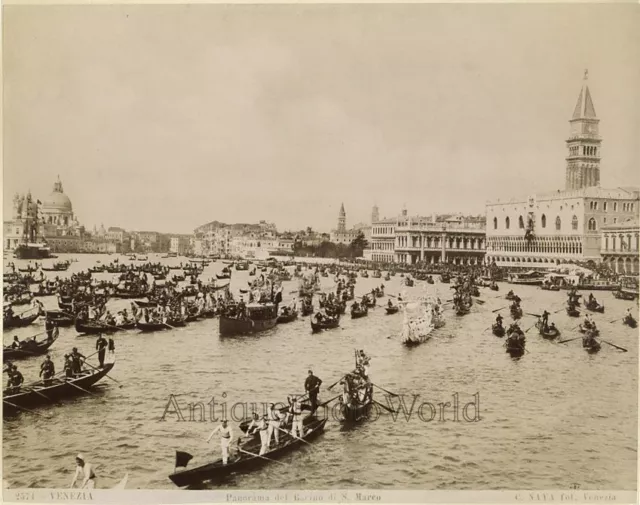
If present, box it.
[168,417,327,488]
[75,319,135,335]
[537,323,560,340]
[541,285,561,291]
[510,307,523,320]
[3,361,115,416]
[579,325,600,336]
[385,306,399,315]
[623,315,637,328]
[492,323,505,337]
[219,316,278,335]
[583,339,601,354]
[3,311,40,330]
[613,290,636,301]
[311,318,340,332]
[455,304,470,316]
[114,289,150,299]
[350,307,368,319]
[505,333,526,357]
[3,332,58,360]
[137,321,171,332]
[276,311,298,324]
[46,310,75,327]
[585,302,605,313]
[216,274,231,280]
[566,307,581,317]
[14,243,52,260]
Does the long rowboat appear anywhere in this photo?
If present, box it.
[3,361,115,416]
[168,417,327,487]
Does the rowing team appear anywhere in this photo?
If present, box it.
[207,370,323,465]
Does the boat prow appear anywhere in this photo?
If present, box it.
[111,473,129,490]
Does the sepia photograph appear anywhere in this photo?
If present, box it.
[2,2,639,502]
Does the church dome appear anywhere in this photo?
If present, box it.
[42,177,73,213]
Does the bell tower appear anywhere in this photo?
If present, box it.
[566,70,601,190]
[338,203,346,232]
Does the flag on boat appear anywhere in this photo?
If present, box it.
[175,451,193,468]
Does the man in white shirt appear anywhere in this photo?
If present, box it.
[267,403,283,447]
[70,454,96,489]
[246,414,269,455]
[207,419,233,465]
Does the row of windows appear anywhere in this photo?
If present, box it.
[493,215,579,231]
[603,234,640,253]
[372,226,394,235]
[488,237,583,255]
[370,241,394,251]
[588,201,635,212]
[569,146,598,156]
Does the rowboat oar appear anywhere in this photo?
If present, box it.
[372,399,397,414]
[25,385,60,404]
[524,322,539,333]
[371,383,399,397]
[237,445,288,465]
[276,426,312,446]
[492,306,508,313]
[558,337,581,344]
[608,317,622,324]
[3,399,52,418]
[80,360,124,388]
[553,307,567,314]
[600,340,628,352]
[164,322,176,330]
[327,376,346,390]
[317,395,340,408]
[64,378,101,397]
[525,312,541,318]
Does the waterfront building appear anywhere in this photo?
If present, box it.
[485,71,640,268]
[394,210,486,265]
[170,235,191,255]
[600,217,639,274]
[364,206,486,265]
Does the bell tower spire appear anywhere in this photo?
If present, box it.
[565,69,601,190]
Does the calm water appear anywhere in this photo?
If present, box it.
[2,254,638,490]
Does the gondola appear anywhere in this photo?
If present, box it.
[168,417,327,488]
[132,299,159,308]
[404,278,414,287]
[510,306,523,320]
[113,289,150,299]
[536,322,560,339]
[350,306,368,319]
[566,306,581,317]
[612,290,636,301]
[45,310,75,327]
[3,311,40,330]
[489,284,499,291]
[623,314,637,328]
[505,292,517,301]
[311,317,340,332]
[541,284,560,291]
[75,319,136,335]
[3,331,59,360]
[582,337,601,354]
[455,304,470,316]
[137,320,171,332]
[585,301,605,313]
[505,332,526,357]
[363,297,376,308]
[385,306,399,315]
[216,274,231,280]
[3,360,115,416]
[492,323,505,337]
[340,379,373,423]
[277,311,298,324]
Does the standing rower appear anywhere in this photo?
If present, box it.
[39,354,55,386]
[290,397,304,439]
[304,370,322,413]
[207,419,233,465]
[267,403,283,447]
[95,335,108,368]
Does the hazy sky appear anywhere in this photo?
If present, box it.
[3,4,639,234]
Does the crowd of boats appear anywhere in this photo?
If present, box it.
[3,254,639,488]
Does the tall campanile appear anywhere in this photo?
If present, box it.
[565,70,601,190]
